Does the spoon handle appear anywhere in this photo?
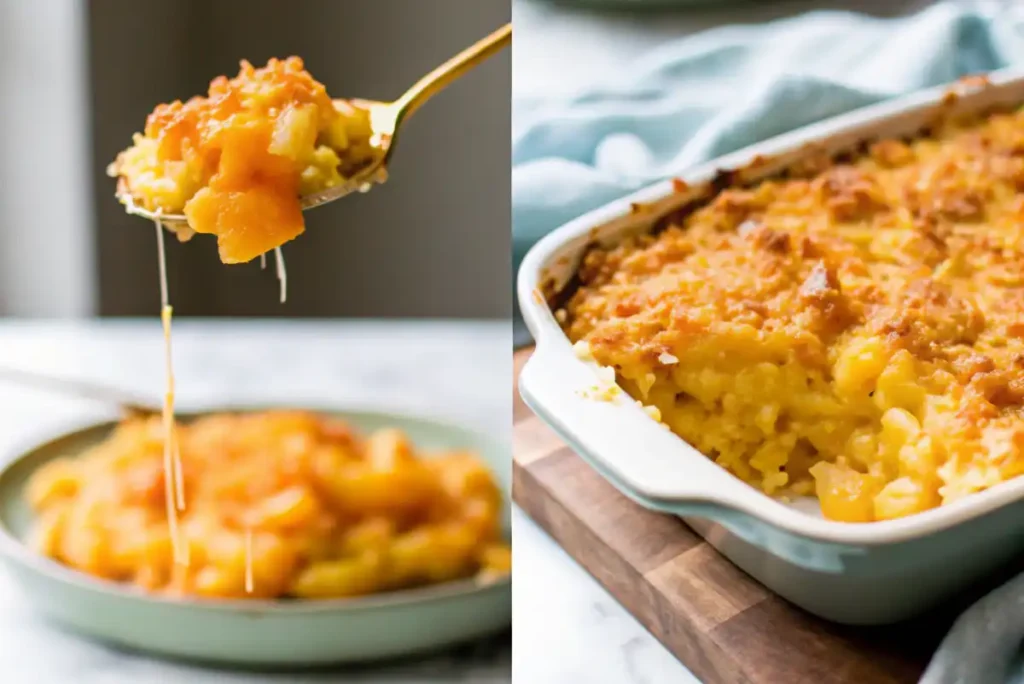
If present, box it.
[0,366,160,417]
[393,22,512,121]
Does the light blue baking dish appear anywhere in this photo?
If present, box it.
[517,67,1024,625]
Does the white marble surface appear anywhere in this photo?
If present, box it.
[511,1,938,681]
[0,320,510,683]
[512,509,687,684]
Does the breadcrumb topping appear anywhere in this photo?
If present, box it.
[563,105,1024,521]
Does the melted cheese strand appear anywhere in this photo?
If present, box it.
[170,400,185,511]
[274,247,287,303]
[161,306,186,514]
[155,220,187,565]
[155,222,186,513]
[155,219,170,306]
[244,528,254,594]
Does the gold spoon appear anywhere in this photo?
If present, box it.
[118,22,512,226]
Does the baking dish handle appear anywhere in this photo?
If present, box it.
[518,341,749,510]
[519,343,868,572]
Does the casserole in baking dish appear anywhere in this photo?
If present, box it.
[517,68,1024,625]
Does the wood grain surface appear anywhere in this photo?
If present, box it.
[512,347,960,684]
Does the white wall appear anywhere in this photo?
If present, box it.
[0,0,95,316]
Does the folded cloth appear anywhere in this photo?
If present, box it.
[512,2,1024,680]
[511,0,1024,346]
[921,569,1024,683]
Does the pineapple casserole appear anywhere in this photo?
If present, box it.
[563,105,1024,523]
[26,412,510,599]
[109,57,379,264]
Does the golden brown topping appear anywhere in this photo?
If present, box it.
[816,165,888,222]
[747,225,790,254]
[952,352,996,383]
[870,139,915,168]
[799,261,858,338]
[905,158,989,223]
[563,105,1024,521]
[971,369,1024,408]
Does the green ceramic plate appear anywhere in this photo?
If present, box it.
[0,407,511,666]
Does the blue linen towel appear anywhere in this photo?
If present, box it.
[512,2,1024,681]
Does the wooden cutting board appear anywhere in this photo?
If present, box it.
[512,347,965,684]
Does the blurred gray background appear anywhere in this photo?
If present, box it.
[0,0,510,319]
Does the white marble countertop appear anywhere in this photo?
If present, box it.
[512,509,687,684]
[0,319,510,683]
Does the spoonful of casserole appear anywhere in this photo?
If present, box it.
[109,23,511,264]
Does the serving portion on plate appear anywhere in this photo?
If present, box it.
[27,410,509,600]
[518,69,1024,624]
[0,407,512,665]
